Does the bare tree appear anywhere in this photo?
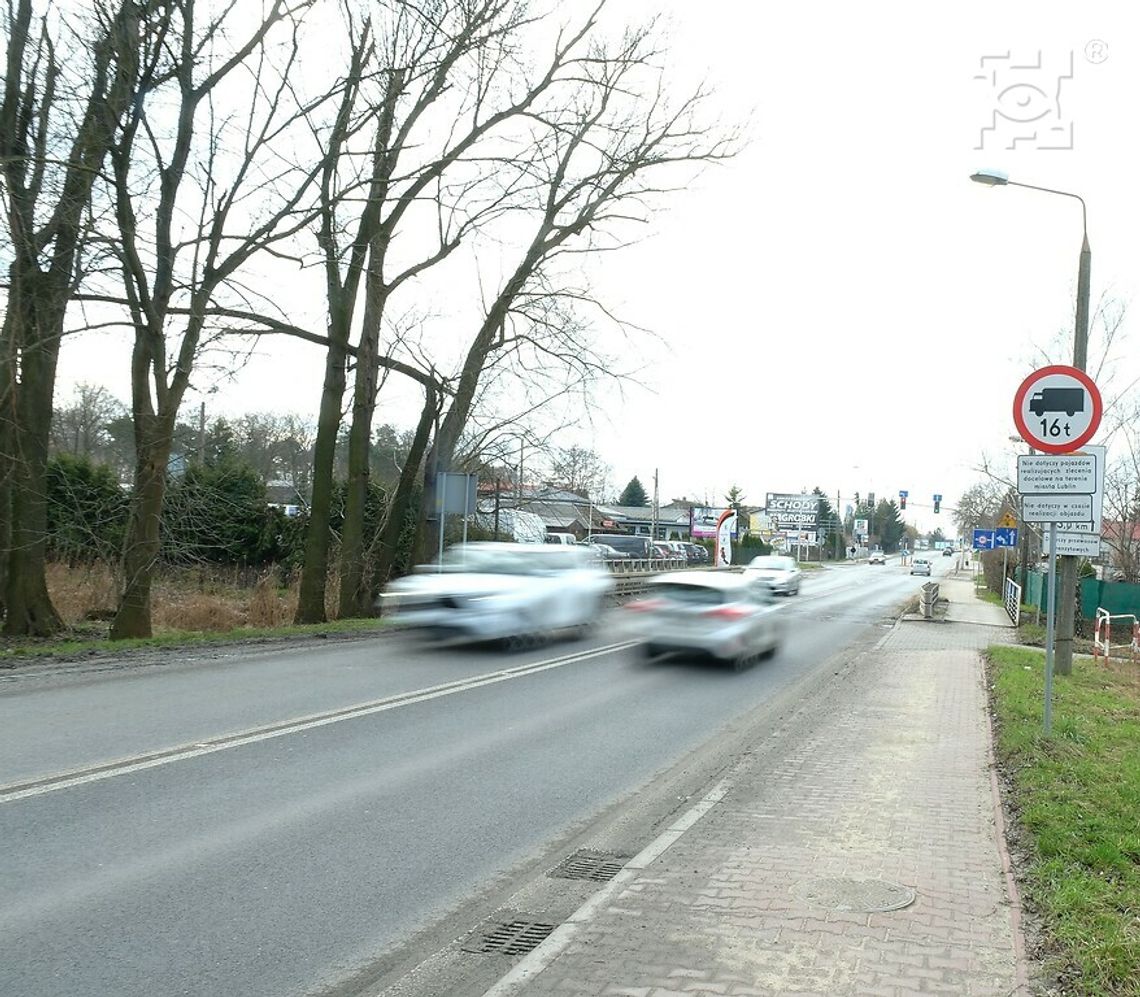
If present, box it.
[0,0,160,634]
[546,445,609,499]
[50,383,125,460]
[1101,412,1140,583]
[297,0,611,621]
[953,480,1005,538]
[98,0,327,638]
[407,17,739,561]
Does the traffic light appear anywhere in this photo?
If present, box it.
[868,491,875,508]
[933,493,942,514]
[854,491,860,507]
[899,489,908,510]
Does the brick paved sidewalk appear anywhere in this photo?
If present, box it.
[488,617,1028,996]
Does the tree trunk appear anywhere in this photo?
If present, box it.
[337,313,381,618]
[295,338,348,623]
[370,384,437,599]
[0,305,16,622]
[110,433,169,639]
[3,273,64,636]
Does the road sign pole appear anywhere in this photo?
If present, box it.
[1044,521,1058,735]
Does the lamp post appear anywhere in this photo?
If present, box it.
[971,168,1091,678]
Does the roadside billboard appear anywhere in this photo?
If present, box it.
[765,493,821,529]
[691,506,739,540]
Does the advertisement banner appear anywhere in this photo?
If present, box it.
[691,506,738,540]
[765,493,821,529]
[715,511,737,568]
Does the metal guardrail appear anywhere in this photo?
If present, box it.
[601,556,701,598]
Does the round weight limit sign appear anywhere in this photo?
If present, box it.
[1013,365,1102,455]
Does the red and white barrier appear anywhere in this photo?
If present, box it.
[1093,607,1140,664]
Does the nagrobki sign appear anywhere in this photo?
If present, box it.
[765,493,822,529]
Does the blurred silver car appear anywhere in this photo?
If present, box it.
[382,543,613,645]
[742,554,802,595]
[910,557,932,576]
[623,571,784,670]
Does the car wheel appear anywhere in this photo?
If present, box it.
[732,650,755,672]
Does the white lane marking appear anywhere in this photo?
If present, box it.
[480,779,731,997]
[0,641,638,804]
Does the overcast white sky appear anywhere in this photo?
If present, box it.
[55,0,1140,535]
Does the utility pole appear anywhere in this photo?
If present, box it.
[835,489,842,560]
[651,468,659,543]
[1056,227,1092,677]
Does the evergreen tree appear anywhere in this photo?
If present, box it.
[618,475,649,506]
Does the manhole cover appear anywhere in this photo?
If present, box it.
[548,849,626,883]
[462,916,556,956]
[790,877,916,913]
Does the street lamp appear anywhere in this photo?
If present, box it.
[972,168,1091,680]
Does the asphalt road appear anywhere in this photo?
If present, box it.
[0,555,953,997]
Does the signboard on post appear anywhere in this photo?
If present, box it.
[1012,364,1103,454]
[994,527,1019,547]
[765,493,821,530]
[1017,453,1097,494]
[973,529,995,550]
[1041,530,1101,557]
[691,506,738,540]
[1022,494,1094,523]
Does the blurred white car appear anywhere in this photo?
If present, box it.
[624,571,784,670]
[910,557,932,576]
[869,550,886,565]
[742,554,802,595]
[381,543,613,645]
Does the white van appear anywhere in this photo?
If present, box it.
[546,532,577,546]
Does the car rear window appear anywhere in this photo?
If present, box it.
[648,582,726,606]
[749,556,791,570]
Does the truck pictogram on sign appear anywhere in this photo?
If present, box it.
[1029,387,1084,417]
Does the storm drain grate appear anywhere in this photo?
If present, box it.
[547,849,627,883]
[462,916,556,956]
[791,877,916,913]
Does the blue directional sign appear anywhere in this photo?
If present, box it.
[973,529,996,550]
[994,527,1019,548]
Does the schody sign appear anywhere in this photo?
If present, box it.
[765,493,821,529]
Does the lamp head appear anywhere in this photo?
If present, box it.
[970,168,1009,186]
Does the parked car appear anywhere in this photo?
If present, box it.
[659,540,690,562]
[910,557,932,576]
[743,554,802,595]
[681,542,708,565]
[580,541,629,561]
[381,542,613,645]
[623,571,784,670]
[869,551,886,565]
[585,533,655,558]
[546,532,577,546]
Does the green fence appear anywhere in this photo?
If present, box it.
[1024,570,1140,619]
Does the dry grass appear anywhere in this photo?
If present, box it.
[45,563,119,625]
[45,561,321,633]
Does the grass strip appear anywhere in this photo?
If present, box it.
[0,617,391,661]
[988,645,1140,994]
